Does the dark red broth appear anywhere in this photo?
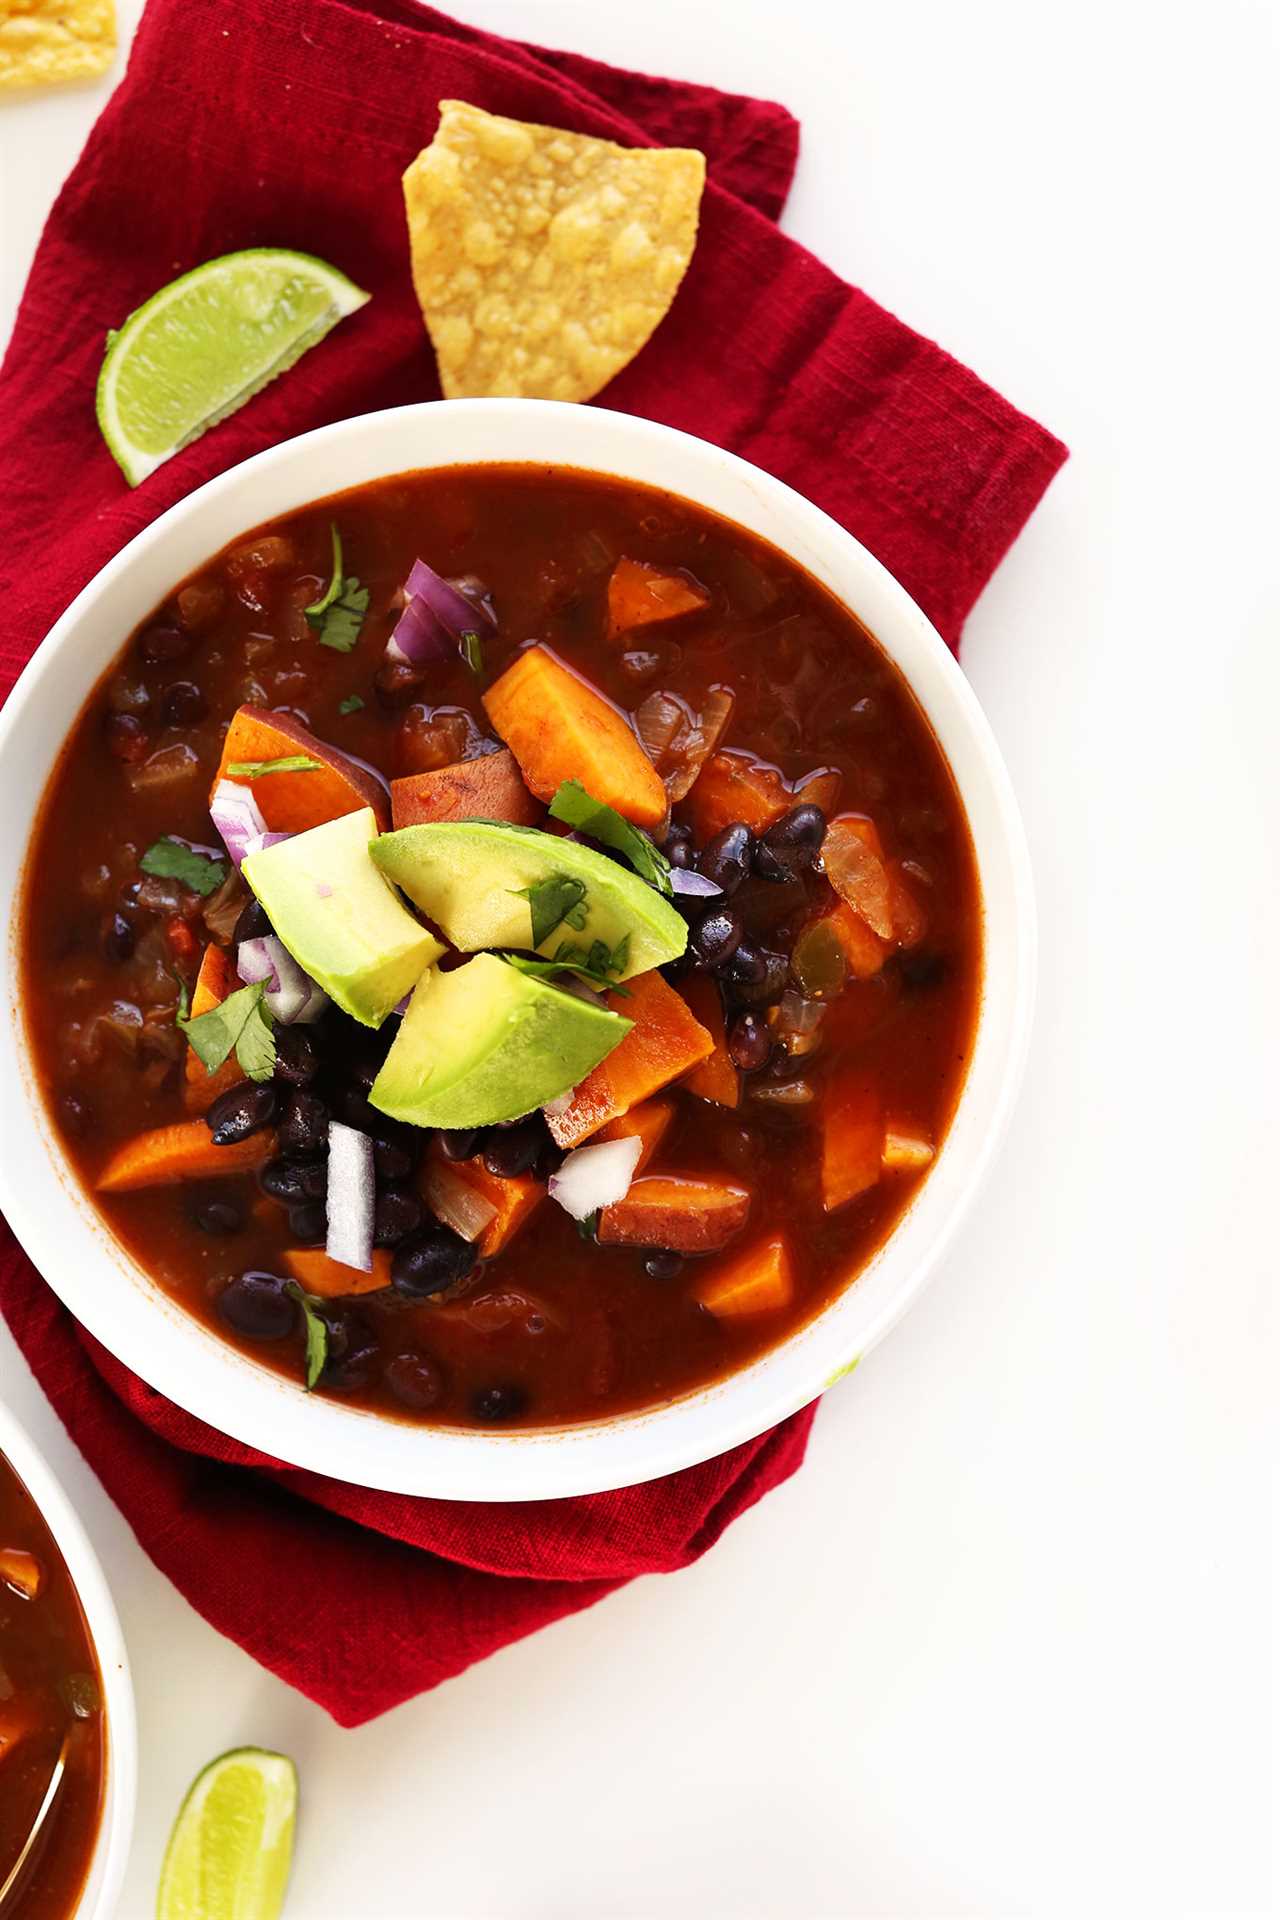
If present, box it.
[21,466,980,1429]
[0,1452,105,1917]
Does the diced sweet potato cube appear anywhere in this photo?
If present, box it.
[183,944,244,1112]
[606,558,710,639]
[821,1080,883,1212]
[695,1234,794,1318]
[677,975,739,1107]
[211,706,390,833]
[596,1097,676,1172]
[598,1175,751,1252]
[483,644,666,828]
[97,1121,274,1192]
[283,1248,392,1298]
[422,1151,544,1258]
[390,748,541,829]
[687,751,841,843]
[545,971,713,1148]
[882,1123,935,1172]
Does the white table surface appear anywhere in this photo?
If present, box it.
[2,2,1276,1915]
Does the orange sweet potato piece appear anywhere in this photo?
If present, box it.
[545,971,713,1148]
[284,1247,392,1299]
[606,558,710,639]
[97,1121,274,1192]
[677,975,739,1107]
[183,944,243,1113]
[482,645,666,829]
[695,1233,794,1319]
[687,751,842,843]
[211,706,389,833]
[599,1175,751,1252]
[882,1122,935,1172]
[0,1548,42,1600]
[595,1096,676,1172]
[422,1150,544,1258]
[821,1079,883,1212]
[390,748,541,829]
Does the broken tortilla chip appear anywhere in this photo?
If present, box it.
[403,99,705,404]
[0,0,116,90]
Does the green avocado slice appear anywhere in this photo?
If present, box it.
[368,821,686,981]
[369,953,631,1128]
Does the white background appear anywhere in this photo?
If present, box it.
[1,1,1276,1915]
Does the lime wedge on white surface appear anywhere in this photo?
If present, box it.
[156,1746,298,1920]
[97,248,369,486]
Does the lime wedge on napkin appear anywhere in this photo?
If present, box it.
[156,1746,298,1920]
[97,248,369,486]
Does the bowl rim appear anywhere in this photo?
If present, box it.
[0,399,1036,1501]
[0,1395,137,1919]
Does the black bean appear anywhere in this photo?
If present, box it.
[102,912,135,963]
[718,939,766,991]
[137,624,191,665]
[690,904,744,970]
[277,1090,328,1158]
[320,1313,381,1392]
[58,1092,93,1138]
[728,1010,771,1071]
[725,946,789,1007]
[664,823,694,869]
[373,1138,416,1184]
[644,1249,684,1280]
[232,898,272,946]
[161,680,206,728]
[391,1226,476,1299]
[106,673,152,718]
[385,1350,446,1412]
[898,948,950,993]
[104,713,150,764]
[437,1128,482,1162]
[698,822,754,896]
[754,804,827,881]
[374,1187,425,1247]
[481,1115,547,1179]
[206,1079,277,1145]
[218,1272,295,1340]
[260,1157,327,1203]
[271,1025,319,1087]
[191,1196,243,1235]
[471,1382,529,1423]
[287,1201,327,1244]
[374,658,430,709]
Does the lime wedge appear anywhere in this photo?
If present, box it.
[97,248,370,486]
[156,1746,298,1920]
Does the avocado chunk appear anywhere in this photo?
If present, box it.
[243,808,442,1028]
[369,952,631,1127]
[369,821,686,980]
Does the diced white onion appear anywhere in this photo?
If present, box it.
[547,1136,642,1221]
[422,1160,498,1243]
[325,1122,375,1271]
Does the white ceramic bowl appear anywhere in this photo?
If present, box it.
[0,1397,136,1917]
[0,401,1034,1501]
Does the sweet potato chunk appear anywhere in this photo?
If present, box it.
[390,748,541,829]
[695,1234,794,1319]
[598,1175,750,1252]
[284,1248,392,1298]
[482,645,666,829]
[606,558,710,639]
[97,1121,274,1192]
[882,1123,935,1172]
[595,1096,676,1172]
[422,1151,544,1258]
[211,706,389,833]
[687,750,841,843]
[677,975,739,1107]
[545,971,713,1148]
[821,1079,883,1212]
[183,944,244,1112]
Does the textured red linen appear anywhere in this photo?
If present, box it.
[0,0,1066,1726]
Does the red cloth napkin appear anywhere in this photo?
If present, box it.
[0,0,1066,1726]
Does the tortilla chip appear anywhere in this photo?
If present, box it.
[0,0,116,89]
[403,100,705,403]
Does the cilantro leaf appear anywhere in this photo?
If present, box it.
[177,979,275,1079]
[504,934,631,997]
[575,1210,600,1242]
[311,582,370,653]
[226,755,322,778]
[284,1282,330,1391]
[304,523,344,619]
[140,837,228,898]
[510,873,588,947]
[548,781,672,895]
[460,630,485,674]
[338,694,365,715]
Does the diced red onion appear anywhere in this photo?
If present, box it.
[387,593,454,669]
[237,935,329,1025]
[243,830,292,859]
[547,1136,642,1221]
[669,867,723,899]
[326,1122,375,1271]
[210,779,268,869]
[405,559,496,639]
[422,1160,498,1243]
[236,936,281,995]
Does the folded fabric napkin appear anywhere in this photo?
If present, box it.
[0,0,1065,1726]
